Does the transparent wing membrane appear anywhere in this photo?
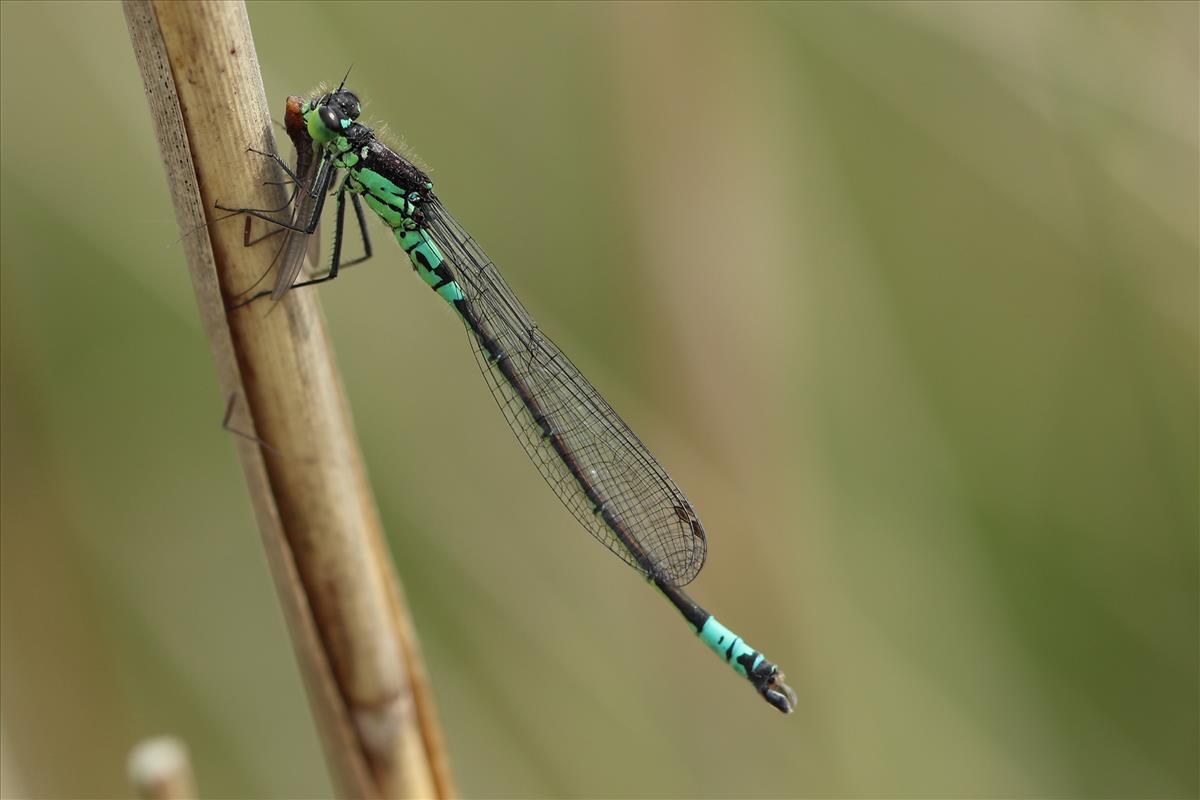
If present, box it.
[270,164,324,299]
[425,201,707,586]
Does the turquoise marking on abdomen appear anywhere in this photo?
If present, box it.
[698,616,764,678]
[396,228,464,303]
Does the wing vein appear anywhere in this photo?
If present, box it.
[425,200,707,585]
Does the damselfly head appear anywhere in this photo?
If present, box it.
[307,88,363,143]
[320,89,362,124]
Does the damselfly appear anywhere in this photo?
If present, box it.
[218,81,796,714]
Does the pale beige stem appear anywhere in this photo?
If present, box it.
[123,2,455,797]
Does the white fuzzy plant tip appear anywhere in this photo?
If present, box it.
[127,736,195,800]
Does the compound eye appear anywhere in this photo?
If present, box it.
[339,91,361,120]
[318,105,342,132]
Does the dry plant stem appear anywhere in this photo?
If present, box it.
[123,2,454,798]
[127,737,196,800]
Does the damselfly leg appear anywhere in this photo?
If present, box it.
[215,148,332,235]
[219,149,374,310]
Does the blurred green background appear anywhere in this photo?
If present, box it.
[2,1,1196,798]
